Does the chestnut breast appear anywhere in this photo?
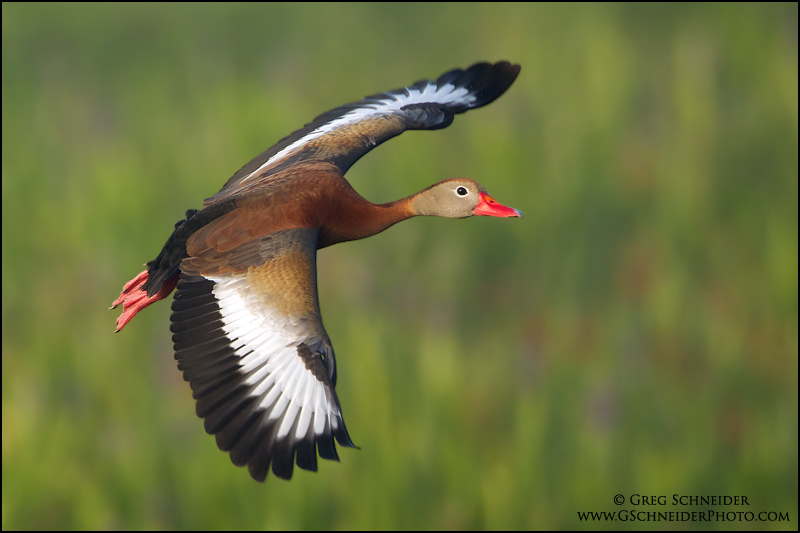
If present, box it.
[186,164,380,256]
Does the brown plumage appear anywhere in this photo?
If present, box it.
[112,61,522,481]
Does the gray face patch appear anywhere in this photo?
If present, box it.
[412,179,482,218]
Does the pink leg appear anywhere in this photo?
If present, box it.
[111,269,178,332]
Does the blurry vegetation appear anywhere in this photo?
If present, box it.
[2,3,797,530]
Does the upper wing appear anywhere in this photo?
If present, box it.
[171,226,354,481]
[205,61,520,206]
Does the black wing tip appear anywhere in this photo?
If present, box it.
[394,60,521,130]
[334,418,358,449]
[463,60,521,74]
[456,60,521,110]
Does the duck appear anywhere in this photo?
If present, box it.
[112,61,522,482]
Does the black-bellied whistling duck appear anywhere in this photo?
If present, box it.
[112,61,522,481]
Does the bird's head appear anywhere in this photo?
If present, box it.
[411,178,522,219]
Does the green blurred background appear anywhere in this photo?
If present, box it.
[2,3,797,530]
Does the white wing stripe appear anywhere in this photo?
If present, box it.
[274,356,304,400]
[259,381,282,411]
[209,275,338,443]
[277,399,301,439]
[294,372,315,439]
[313,387,326,436]
[239,82,474,185]
[267,393,290,422]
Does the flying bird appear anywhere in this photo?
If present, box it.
[112,61,522,481]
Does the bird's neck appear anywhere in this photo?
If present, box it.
[317,191,418,248]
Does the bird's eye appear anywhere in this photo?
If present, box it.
[456,186,468,197]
